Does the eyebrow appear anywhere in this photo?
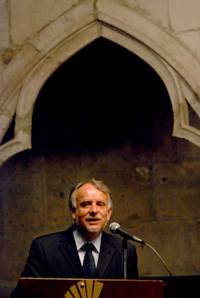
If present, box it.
[78,198,107,202]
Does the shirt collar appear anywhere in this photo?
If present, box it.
[73,229,102,253]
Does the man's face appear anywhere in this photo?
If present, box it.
[70,183,113,240]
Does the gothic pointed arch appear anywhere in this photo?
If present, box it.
[1,1,200,165]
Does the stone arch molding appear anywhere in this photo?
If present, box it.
[1,0,200,165]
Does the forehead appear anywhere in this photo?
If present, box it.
[76,183,108,200]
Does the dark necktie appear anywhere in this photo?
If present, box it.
[83,242,96,278]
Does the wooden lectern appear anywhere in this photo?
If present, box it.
[18,278,163,298]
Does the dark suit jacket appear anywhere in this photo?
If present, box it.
[11,225,138,297]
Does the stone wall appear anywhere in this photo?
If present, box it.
[0,1,200,297]
[1,0,200,163]
[2,0,200,60]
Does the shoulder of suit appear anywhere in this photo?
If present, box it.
[102,231,136,248]
[33,224,75,243]
[102,231,123,244]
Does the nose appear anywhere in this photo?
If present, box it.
[89,203,98,214]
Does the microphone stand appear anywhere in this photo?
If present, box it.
[122,238,128,279]
[110,222,172,284]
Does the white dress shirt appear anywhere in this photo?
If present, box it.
[73,230,102,267]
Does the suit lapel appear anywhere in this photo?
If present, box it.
[96,232,115,278]
[59,226,85,278]
[58,227,116,278]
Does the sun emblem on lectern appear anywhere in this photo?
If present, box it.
[64,280,104,298]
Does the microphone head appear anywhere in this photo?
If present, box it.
[109,222,121,233]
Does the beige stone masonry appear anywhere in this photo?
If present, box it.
[0,0,9,48]
[10,0,80,45]
[169,0,200,32]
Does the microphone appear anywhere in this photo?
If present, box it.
[109,222,145,245]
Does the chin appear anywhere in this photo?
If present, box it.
[87,228,101,233]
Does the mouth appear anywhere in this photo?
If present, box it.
[86,218,101,224]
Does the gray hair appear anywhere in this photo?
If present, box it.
[69,178,113,210]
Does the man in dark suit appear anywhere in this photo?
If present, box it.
[11,179,138,296]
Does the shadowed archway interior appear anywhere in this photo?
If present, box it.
[31,38,172,155]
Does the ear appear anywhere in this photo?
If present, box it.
[69,204,77,220]
[107,206,113,221]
